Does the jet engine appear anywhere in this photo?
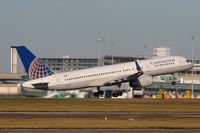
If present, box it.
[129,75,153,88]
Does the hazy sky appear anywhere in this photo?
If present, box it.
[0,0,200,73]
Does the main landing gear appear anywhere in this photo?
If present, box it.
[94,87,104,98]
[112,83,123,97]
[112,90,123,97]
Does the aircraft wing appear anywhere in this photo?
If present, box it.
[103,70,143,86]
[103,61,143,86]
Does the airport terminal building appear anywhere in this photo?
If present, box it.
[40,57,98,72]
[40,55,145,72]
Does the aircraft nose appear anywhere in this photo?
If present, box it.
[188,63,194,69]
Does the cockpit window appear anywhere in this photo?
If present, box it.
[187,60,192,63]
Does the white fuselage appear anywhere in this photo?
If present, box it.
[22,56,193,90]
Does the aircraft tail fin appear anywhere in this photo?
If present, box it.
[12,46,54,79]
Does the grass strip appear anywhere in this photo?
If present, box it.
[0,118,200,129]
[0,98,200,112]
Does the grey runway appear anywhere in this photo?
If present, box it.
[0,112,200,118]
[1,112,200,133]
[1,129,200,133]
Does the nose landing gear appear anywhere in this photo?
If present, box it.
[171,74,177,85]
[171,81,177,85]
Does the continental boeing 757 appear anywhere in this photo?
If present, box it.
[13,46,193,97]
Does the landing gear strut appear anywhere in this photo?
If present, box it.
[94,87,104,98]
[171,74,177,85]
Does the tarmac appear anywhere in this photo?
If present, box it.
[1,112,200,133]
[1,112,200,118]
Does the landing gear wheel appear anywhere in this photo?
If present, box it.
[171,73,177,85]
[171,81,177,85]
[93,91,104,97]
[112,90,123,97]
[94,92,100,97]
[99,90,104,95]
[94,87,104,98]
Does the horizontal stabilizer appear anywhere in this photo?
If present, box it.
[32,83,49,90]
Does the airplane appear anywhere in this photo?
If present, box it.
[13,46,193,97]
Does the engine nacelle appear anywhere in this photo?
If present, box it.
[129,75,153,88]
